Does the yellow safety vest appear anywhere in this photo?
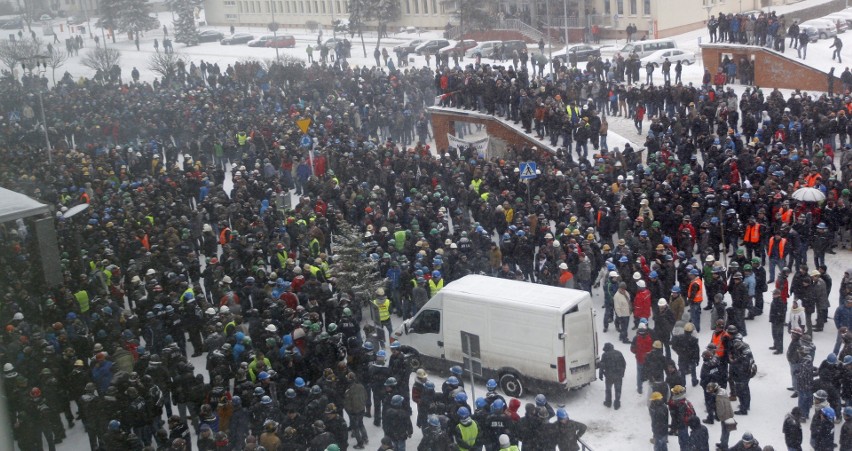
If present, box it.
[471,178,483,193]
[428,278,444,295]
[236,131,248,146]
[373,298,391,321]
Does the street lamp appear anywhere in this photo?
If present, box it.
[269,1,279,62]
[20,55,52,163]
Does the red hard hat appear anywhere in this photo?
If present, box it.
[30,387,42,398]
[96,352,106,361]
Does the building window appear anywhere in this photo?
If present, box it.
[238,1,243,12]
[225,13,238,19]
[422,0,428,13]
[405,0,410,14]
[604,0,610,15]
[314,1,319,13]
[285,1,290,12]
[413,0,418,14]
[643,0,650,15]
[223,0,236,5]
[250,1,255,12]
[265,0,269,12]
[300,1,305,13]
[629,0,636,15]
[431,0,437,14]
[321,0,326,13]
[616,0,623,15]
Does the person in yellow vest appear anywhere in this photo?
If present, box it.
[308,236,321,258]
[372,288,393,341]
[428,271,444,296]
[470,177,483,193]
[236,131,248,147]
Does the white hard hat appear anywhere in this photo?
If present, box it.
[658,298,668,307]
[222,275,233,284]
[205,308,216,315]
[146,269,156,276]
[3,363,13,372]
[131,275,141,284]
[12,312,23,320]
[609,271,619,278]
[632,272,642,280]
[219,306,230,314]
[559,262,568,270]
[265,324,277,332]
[637,280,646,288]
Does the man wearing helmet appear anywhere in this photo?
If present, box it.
[382,394,413,450]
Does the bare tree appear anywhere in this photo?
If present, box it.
[45,49,68,85]
[81,47,122,74]
[0,38,44,71]
[147,51,183,79]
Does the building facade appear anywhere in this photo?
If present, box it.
[203,0,455,30]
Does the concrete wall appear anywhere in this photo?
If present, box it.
[429,107,556,154]
[701,43,830,91]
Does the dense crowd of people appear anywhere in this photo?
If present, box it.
[1,33,852,451]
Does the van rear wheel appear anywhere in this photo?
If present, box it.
[499,373,524,397]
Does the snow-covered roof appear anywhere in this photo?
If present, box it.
[0,187,50,223]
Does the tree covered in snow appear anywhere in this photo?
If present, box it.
[96,0,122,43]
[349,0,400,48]
[169,0,201,46]
[116,0,160,35]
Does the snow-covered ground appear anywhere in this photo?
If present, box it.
[28,1,852,450]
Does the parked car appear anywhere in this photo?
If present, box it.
[439,39,477,56]
[267,35,296,48]
[801,19,837,39]
[394,39,425,56]
[797,24,819,42]
[198,30,225,42]
[553,44,601,63]
[220,32,254,45]
[640,48,696,66]
[0,17,23,29]
[39,14,52,22]
[501,39,528,55]
[821,14,850,33]
[248,35,274,47]
[322,37,343,50]
[66,16,86,25]
[465,40,502,58]
[415,39,450,55]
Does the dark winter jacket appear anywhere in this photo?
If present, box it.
[783,412,803,450]
[649,401,669,436]
[688,424,710,451]
[599,347,626,380]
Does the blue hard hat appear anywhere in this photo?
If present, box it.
[254,387,265,396]
[232,395,242,406]
[294,377,306,388]
[447,376,459,385]
[432,270,441,279]
[844,407,852,417]
[486,379,497,390]
[475,397,487,409]
[258,371,270,381]
[828,353,838,364]
[822,406,836,421]
[662,236,672,245]
[390,341,401,349]
[450,365,463,376]
[671,286,681,293]
[454,392,468,403]
[428,415,440,427]
[391,395,404,406]
[690,269,700,275]
[491,399,505,412]
[261,396,272,405]
[649,271,658,278]
[457,407,471,418]
[424,381,435,390]
[285,389,296,399]
[516,230,525,237]
[619,256,629,263]
[363,342,374,351]
[109,420,121,431]
[556,408,569,419]
[606,263,616,271]
[535,394,547,406]
[639,230,648,237]
[376,350,387,359]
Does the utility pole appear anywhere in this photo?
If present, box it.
[546,0,553,73]
[270,0,279,62]
[563,0,569,47]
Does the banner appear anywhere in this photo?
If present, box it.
[447,134,489,158]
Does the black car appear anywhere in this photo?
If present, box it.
[500,40,528,55]
[198,30,225,42]
[394,39,425,56]
[220,32,254,45]
[554,44,601,63]
[415,39,449,55]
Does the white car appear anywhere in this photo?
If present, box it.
[801,19,837,39]
[821,14,850,33]
[465,40,502,58]
[640,48,696,67]
[39,14,52,22]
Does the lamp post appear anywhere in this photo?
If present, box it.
[20,55,52,163]
[269,1,279,62]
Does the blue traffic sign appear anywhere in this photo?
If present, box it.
[519,161,537,180]
[300,135,312,148]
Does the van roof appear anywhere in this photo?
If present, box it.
[441,275,588,312]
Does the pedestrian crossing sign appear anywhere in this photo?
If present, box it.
[519,161,537,180]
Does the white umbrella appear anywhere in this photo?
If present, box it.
[61,203,89,219]
[791,187,825,203]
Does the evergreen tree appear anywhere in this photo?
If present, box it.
[170,0,201,46]
[117,0,160,36]
[96,0,122,43]
[330,221,382,309]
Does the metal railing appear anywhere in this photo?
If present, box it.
[579,438,594,451]
[446,18,545,41]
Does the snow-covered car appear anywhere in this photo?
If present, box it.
[39,14,52,22]
[552,44,601,63]
[415,39,450,55]
[322,37,343,50]
[821,14,850,33]
[465,40,502,58]
[394,39,425,56]
[66,16,86,25]
[801,19,837,39]
[640,48,696,67]
[198,30,225,42]
[797,24,820,42]
[248,35,273,47]
[220,32,254,45]
[439,39,477,56]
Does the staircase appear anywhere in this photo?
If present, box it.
[447,19,546,42]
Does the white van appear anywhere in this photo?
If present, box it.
[393,275,598,396]
[618,38,677,58]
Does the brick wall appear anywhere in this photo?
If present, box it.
[701,44,830,92]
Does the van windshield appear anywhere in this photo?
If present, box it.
[621,44,635,53]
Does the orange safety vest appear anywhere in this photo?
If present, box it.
[711,331,728,357]
[688,278,703,304]
[743,223,760,244]
[805,173,820,187]
[80,192,90,204]
[767,237,786,259]
[219,227,231,245]
[780,209,793,224]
